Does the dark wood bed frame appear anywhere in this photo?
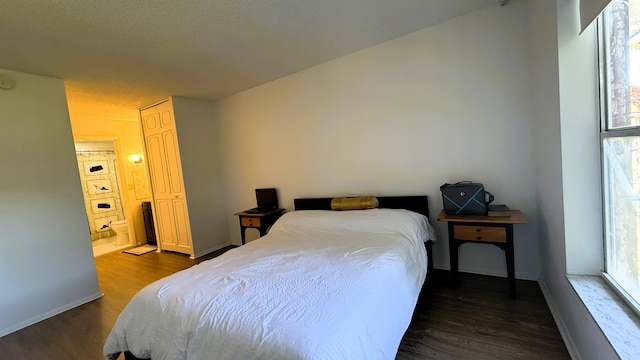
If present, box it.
[121,195,433,360]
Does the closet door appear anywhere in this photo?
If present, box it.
[141,101,193,256]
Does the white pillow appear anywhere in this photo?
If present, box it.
[270,208,436,243]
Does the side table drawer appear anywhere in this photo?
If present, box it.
[453,225,506,243]
[241,217,261,227]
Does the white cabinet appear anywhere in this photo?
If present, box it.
[139,97,230,259]
[140,100,193,256]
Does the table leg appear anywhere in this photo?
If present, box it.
[448,222,458,288]
[505,224,516,299]
[240,227,246,245]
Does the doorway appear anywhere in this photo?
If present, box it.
[74,140,129,257]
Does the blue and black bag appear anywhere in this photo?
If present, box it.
[440,181,494,215]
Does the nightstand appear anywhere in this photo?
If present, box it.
[233,208,285,245]
[437,209,526,299]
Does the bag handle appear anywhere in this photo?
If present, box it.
[440,181,472,191]
[485,191,495,205]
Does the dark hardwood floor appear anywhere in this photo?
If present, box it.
[0,247,231,360]
[398,270,570,359]
[0,248,569,360]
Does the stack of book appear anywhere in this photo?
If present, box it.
[487,204,511,217]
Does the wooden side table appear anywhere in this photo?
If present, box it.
[233,208,285,245]
[437,209,526,299]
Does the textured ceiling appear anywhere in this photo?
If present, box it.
[0,0,497,115]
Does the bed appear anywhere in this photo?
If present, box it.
[104,195,436,360]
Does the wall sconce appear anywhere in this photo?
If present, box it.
[130,154,143,164]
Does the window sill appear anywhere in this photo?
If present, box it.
[567,275,640,360]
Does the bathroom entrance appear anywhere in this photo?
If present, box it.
[74,140,129,257]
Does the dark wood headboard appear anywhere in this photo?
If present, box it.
[293,195,429,219]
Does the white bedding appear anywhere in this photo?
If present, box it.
[104,208,435,360]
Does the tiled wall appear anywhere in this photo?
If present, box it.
[75,151,124,241]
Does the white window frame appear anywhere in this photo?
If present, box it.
[599,2,640,317]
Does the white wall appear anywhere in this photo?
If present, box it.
[557,0,603,275]
[0,68,101,336]
[212,2,540,279]
[172,96,230,257]
[529,0,617,358]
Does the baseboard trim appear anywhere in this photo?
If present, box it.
[432,265,539,281]
[538,279,581,360]
[0,291,104,338]
[193,241,233,259]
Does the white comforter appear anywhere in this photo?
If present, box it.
[104,208,435,360]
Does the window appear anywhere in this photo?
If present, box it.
[601,0,640,311]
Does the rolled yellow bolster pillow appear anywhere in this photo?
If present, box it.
[330,196,379,211]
